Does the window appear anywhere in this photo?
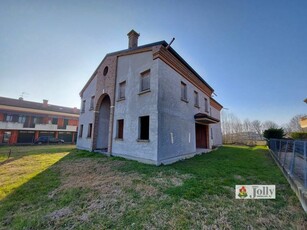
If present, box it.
[119,81,126,100]
[194,91,199,107]
[90,96,95,110]
[140,70,150,92]
[52,118,58,125]
[87,123,92,138]
[33,117,42,124]
[181,82,187,101]
[79,124,83,137]
[211,128,213,140]
[81,100,86,113]
[139,116,150,140]
[117,119,124,139]
[103,66,108,76]
[6,115,13,122]
[205,98,209,112]
[18,116,26,123]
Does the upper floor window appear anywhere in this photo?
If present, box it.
[5,115,13,122]
[18,116,26,123]
[205,98,209,112]
[90,96,95,110]
[117,119,124,139]
[119,81,126,100]
[194,91,199,107]
[52,117,58,125]
[81,100,86,113]
[181,82,187,101]
[140,70,150,92]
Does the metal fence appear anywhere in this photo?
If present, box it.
[269,139,307,188]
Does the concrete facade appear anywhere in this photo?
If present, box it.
[77,31,223,165]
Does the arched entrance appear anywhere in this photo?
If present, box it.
[95,94,111,151]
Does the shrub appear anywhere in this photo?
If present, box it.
[263,128,285,139]
[290,132,307,140]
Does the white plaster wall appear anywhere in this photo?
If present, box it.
[157,59,222,163]
[112,51,159,164]
[77,76,97,151]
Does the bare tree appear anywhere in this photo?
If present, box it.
[251,120,262,138]
[262,120,279,130]
[285,114,306,133]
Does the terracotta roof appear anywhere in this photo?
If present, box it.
[0,96,80,115]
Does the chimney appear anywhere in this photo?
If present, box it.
[73,107,78,113]
[127,30,140,49]
[43,99,48,107]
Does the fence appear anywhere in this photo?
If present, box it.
[269,139,307,188]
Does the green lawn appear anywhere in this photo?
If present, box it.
[0,145,306,229]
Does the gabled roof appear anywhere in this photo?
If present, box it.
[0,96,80,115]
[80,40,214,96]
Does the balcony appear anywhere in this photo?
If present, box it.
[0,121,77,132]
[0,121,24,130]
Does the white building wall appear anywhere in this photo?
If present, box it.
[77,76,97,151]
[112,51,159,164]
[157,59,221,164]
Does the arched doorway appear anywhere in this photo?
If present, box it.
[95,94,111,151]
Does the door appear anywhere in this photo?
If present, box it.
[195,123,208,148]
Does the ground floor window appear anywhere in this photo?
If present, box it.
[87,123,93,138]
[79,125,83,137]
[3,131,11,143]
[139,116,149,140]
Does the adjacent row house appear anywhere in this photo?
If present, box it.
[0,96,79,144]
[77,30,223,165]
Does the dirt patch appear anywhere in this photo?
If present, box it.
[46,207,72,220]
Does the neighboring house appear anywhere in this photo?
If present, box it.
[77,30,223,165]
[300,117,307,129]
[0,96,79,144]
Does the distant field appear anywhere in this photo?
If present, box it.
[0,145,306,229]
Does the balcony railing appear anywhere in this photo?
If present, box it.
[0,121,77,132]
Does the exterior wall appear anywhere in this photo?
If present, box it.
[210,106,222,146]
[112,51,159,164]
[300,117,307,129]
[93,56,117,152]
[156,59,221,164]
[77,77,97,150]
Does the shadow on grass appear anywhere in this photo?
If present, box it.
[0,145,76,165]
[0,148,100,229]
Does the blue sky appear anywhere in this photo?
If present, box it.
[0,0,306,125]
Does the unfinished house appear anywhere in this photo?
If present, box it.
[77,30,223,165]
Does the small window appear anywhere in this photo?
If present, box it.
[52,117,58,125]
[181,82,187,101]
[117,119,124,139]
[119,81,126,100]
[194,91,199,107]
[79,124,83,137]
[6,115,13,122]
[139,116,150,140]
[205,98,209,112]
[103,66,108,76]
[211,128,213,140]
[87,123,92,138]
[90,96,95,110]
[140,70,150,92]
[81,100,86,113]
[18,116,26,123]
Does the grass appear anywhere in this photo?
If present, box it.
[0,145,306,229]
